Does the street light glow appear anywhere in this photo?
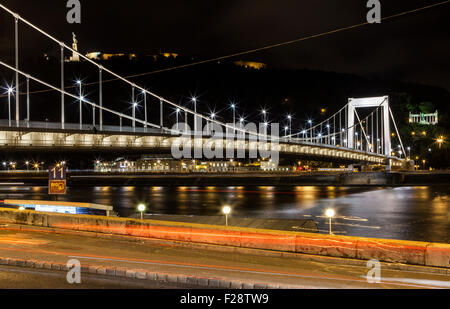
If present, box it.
[325,209,335,218]
[138,204,146,212]
[222,205,231,215]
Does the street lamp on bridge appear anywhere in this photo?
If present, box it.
[230,103,236,132]
[191,97,198,133]
[132,102,138,129]
[76,80,83,129]
[176,108,181,132]
[261,109,267,124]
[7,87,13,127]
[287,115,292,140]
[308,120,313,142]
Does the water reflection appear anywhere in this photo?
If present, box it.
[0,185,448,243]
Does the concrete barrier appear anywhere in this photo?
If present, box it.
[425,243,450,268]
[0,208,448,268]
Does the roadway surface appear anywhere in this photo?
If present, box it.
[0,224,448,289]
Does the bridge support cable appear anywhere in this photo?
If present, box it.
[159,100,163,129]
[79,90,82,130]
[0,3,269,141]
[0,3,409,159]
[389,107,407,158]
[26,76,30,127]
[131,85,136,129]
[99,67,103,130]
[371,112,374,153]
[354,109,372,152]
[143,91,147,130]
[0,59,165,132]
[376,108,379,154]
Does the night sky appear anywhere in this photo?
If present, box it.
[0,0,449,90]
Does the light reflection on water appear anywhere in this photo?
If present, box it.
[0,185,448,243]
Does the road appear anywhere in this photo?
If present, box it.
[0,224,448,289]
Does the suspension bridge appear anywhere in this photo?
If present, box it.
[0,4,408,169]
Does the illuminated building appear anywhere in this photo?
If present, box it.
[233,61,267,70]
[409,111,439,125]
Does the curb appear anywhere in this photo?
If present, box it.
[2,223,449,276]
[0,256,296,289]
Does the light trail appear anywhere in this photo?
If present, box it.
[0,245,441,289]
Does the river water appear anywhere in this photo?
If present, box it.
[1,185,449,243]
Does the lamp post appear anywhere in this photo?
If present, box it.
[132,102,138,130]
[325,209,335,235]
[76,81,82,129]
[176,108,181,132]
[222,205,231,227]
[326,124,330,145]
[231,103,236,133]
[263,122,269,136]
[261,109,267,123]
[436,136,445,149]
[209,112,216,135]
[142,90,147,130]
[287,115,292,141]
[7,87,13,127]
[138,204,146,220]
[192,97,197,134]
[308,120,313,143]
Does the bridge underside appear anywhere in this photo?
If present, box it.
[0,128,403,166]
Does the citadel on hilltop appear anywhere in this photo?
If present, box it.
[65,33,266,70]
